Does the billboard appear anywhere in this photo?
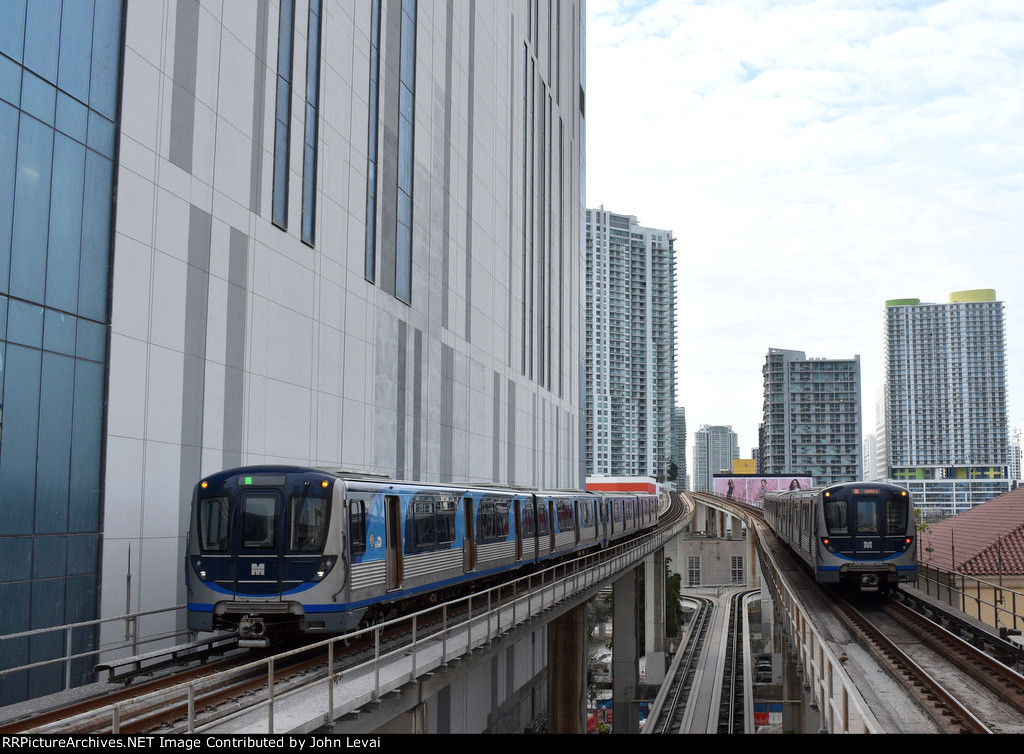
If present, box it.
[586,476,658,494]
[732,459,756,474]
[712,475,813,504]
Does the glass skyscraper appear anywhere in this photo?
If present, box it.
[0,0,124,702]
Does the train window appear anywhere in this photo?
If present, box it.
[477,497,511,543]
[579,501,594,528]
[411,500,437,550]
[287,494,328,552]
[242,495,277,549]
[823,498,849,535]
[854,498,880,534]
[478,501,495,540]
[409,494,457,551]
[349,499,367,556]
[496,502,509,536]
[198,496,231,552]
[437,500,456,544]
[522,506,535,536]
[556,501,575,531]
[536,505,550,536]
[884,496,908,534]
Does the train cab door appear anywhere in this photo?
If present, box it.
[232,490,284,600]
[851,495,882,558]
[385,495,403,591]
[463,496,477,571]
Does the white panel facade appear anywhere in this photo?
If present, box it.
[102,0,584,631]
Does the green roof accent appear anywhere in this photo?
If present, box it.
[885,298,920,307]
[949,289,996,303]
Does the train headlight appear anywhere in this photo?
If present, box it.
[312,556,336,582]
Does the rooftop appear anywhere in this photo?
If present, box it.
[918,486,1024,575]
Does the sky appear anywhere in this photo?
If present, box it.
[584,0,1024,460]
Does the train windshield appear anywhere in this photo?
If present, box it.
[242,495,277,549]
[198,496,231,552]
[287,494,328,552]
[823,498,849,534]
[884,495,908,533]
[853,498,880,534]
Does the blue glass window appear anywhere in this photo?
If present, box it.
[10,114,53,303]
[300,0,321,246]
[0,0,121,704]
[271,0,295,229]
[395,0,416,304]
[364,0,382,283]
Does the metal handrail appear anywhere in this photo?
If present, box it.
[915,562,1024,635]
[0,605,186,692]
[43,523,677,734]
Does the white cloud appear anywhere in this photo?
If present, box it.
[586,0,1024,453]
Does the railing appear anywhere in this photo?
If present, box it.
[915,562,1024,636]
[208,531,675,733]
[753,526,881,733]
[0,605,187,696]
[25,515,687,734]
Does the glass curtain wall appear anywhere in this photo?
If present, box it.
[0,0,123,703]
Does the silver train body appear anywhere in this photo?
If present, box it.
[762,481,916,592]
[186,466,658,645]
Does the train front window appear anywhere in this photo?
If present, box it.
[198,496,231,552]
[853,497,880,534]
[823,498,848,535]
[287,494,328,552]
[242,495,277,549]
[884,495,908,534]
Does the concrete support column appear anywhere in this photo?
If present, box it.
[547,604,587,734]
[612,567,640,734]
[643,549,666,684]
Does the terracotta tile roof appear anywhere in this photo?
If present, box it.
[917,486,1024,575]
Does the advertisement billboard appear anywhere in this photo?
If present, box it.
[712,475,813,504]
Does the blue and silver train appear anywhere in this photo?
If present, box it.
[186,466,658,645]
[762,481,916,592]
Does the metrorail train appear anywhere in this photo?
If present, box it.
[185,466,659,645]
[761,481,916,592]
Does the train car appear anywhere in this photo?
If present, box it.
[186,466,659,645]
[762,481,915,592]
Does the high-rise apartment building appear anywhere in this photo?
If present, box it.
[759,348,861,486]
[883,290,1010,513]
[0,0,584,703]
[693,425,739,492]
[584,208,676,478]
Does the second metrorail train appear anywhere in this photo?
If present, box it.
[762,481,916,592]
[185,466,658,645]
